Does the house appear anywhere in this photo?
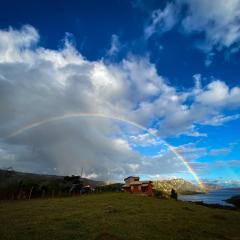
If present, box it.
[122,176,154,196]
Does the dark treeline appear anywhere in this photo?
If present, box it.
[0,169,123,200]
[0,169,102,200]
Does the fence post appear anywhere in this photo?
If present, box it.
[28,186,34,200]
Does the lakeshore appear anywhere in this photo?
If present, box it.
[179,188,240,207]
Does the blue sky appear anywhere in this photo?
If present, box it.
[0,0,239,185]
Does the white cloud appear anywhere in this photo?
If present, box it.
[129,133,162,146]
[181,0,240,52]
[0,25,38,63]
[195,80,240,107]
[0,25,239,180]
[209,147,232,156]
[144,3,179,38]
[127,163,140,172]
[145,0,240,61]
[107,34,121,56]
[174,143,207,161]
[201,114,240,126]
[199,159,240,170]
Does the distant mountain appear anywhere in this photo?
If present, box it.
[153,179,221,195]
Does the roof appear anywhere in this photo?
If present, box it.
[122,180,153,188]
[123,181,151,186]
[124,176,140,181]
[129,181,142,185]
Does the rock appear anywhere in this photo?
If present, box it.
[225,195,240,208]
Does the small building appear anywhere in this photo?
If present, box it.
[82,185,93,193]
[122,176,154,196]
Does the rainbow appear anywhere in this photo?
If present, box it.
[4,112,206,191]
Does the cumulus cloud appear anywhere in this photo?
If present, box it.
[195,80,240,107]
[0,25,239,180]
[0,25,39,63]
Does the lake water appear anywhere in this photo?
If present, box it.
[179,188,240,206]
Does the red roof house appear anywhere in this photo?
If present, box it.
[122,176,154,196]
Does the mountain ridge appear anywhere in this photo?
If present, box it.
[153,178,221,194]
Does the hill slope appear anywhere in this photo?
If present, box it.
[0,193,239,240]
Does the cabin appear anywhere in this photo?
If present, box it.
[122,176,154,196]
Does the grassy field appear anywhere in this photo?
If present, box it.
[0,193,240,240]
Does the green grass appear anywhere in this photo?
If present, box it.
[0,193,240,240]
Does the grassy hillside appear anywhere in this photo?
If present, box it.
[0,193,239,240]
